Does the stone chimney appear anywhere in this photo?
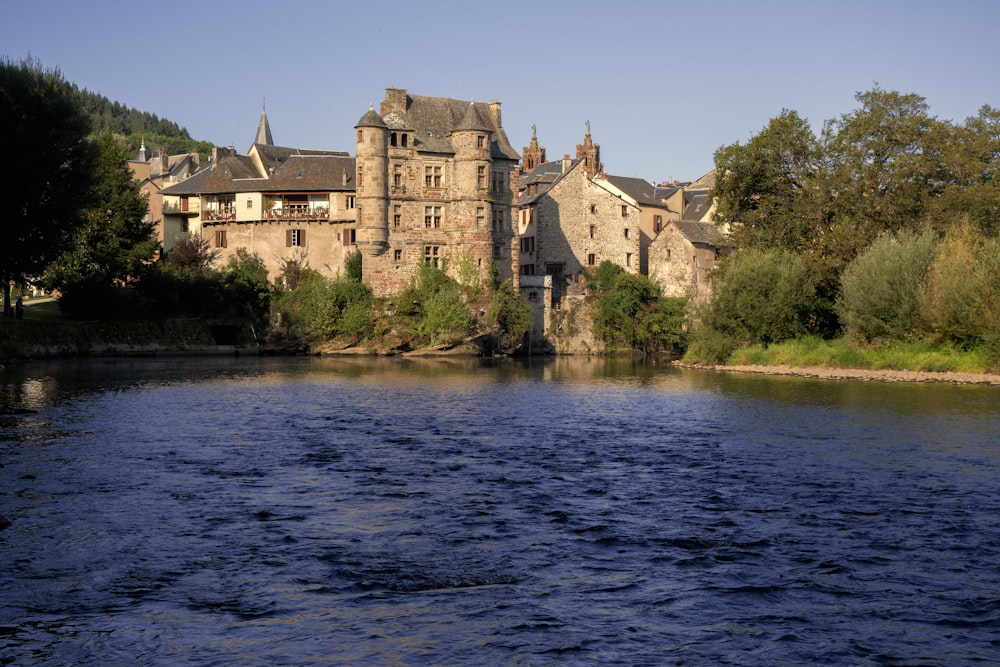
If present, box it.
[381,87,408,116]
[562,154,572,174]
[160,149,169,171]
[488,100,502,128]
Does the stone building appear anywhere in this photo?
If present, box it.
[516,155,641,307]
[648,220,729,300]
[355,88,521,297]
[128,140,204,253]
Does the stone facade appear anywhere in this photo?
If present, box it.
[648,220,729,300]
[355,88,521,297]
[518,159,640,306]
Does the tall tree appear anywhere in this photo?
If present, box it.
[820,87,948,249]
[0,57,94,316]
[45,130,159,296]
[711,109,824,253]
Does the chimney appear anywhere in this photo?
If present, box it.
[382,87,408,116]
[488,100,502,128]
[160,149,169,171]
[343,169,349,186]
[562,154,571,174]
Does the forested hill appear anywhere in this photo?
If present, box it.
[74,86,215,159]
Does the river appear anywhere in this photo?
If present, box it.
[1,356,998,665]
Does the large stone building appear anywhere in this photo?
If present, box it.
[354,88,521,296]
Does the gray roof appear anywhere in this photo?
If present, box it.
[682,190,711,221]
[518,159,583,204]
[162,144,356,196]
[671,220,727,247]
[380,92,519,161]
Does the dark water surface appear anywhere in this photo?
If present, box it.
[1,356,999,666]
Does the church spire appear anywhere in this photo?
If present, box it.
[255,100,273,146]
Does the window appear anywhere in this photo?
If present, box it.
[181,219,189,232]
[478,165,487,189]
[424,245,441,267]
[492,170,505,193]
[493,208,504,232]
[666,249,672,259]
[424,206,442,228]
[215,230,227,248]
[626,252,633,267]
[424,164,443,188]
[520,264,536,276]
[493,244,504,259]
[343,228,356,246]
[621,205,628,217]
[347,196,356,209]
[476,207,485,228]
[357,164,363,188]
[393,164,402,189]
[624,228,631,239]
[590,204,597,214]
[287,229,305,247]
[477,134,486,149]
[393,205,401,228]
[587,253,596,266]
[520,236,535,253]
[654,215,663,233]
[246,198,253,210]
[527,291,538,302]
[390,132,398,147]
[589,225,596,239]
[394,249,403,262]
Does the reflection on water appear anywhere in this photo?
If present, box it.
[1,356,999,666]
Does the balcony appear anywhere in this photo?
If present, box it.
[162,202,200,217]
[202,208,236,221]
[263,207,330,221]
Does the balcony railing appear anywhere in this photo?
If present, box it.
[263,207,330,221]
[202,208,236,221]
[162,202,200,216]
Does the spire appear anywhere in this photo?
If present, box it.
[136,137,147,162]
[255,100,273,146]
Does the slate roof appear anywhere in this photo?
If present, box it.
[682,190,711,221]
[518,159,583,204]
[381,93,519,161]
[671,220,728,247]
[161,144,355,196]
[602,174,676,207]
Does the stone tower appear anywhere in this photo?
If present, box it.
[576,121,602,178]
[355,105,389,263]
[521,124,546,173]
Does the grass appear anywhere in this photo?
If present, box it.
[726,336,993,374]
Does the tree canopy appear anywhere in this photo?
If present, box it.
[0,57,95,315]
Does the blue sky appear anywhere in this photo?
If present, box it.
[3,0,998,182]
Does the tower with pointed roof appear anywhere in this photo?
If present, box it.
[354,105,389,265]
[255,103,273,146]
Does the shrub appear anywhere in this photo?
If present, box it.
[703,248,816,346]
[485,279,531,354]
[837,228,938,342]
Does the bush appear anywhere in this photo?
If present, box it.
[272,269,373,344]
[485,279,531,354]
[703,248,816,346]
[837,228,937,342]
[591,267,687,354]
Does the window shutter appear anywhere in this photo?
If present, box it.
[286,229,293,247]
[299,229,306,246]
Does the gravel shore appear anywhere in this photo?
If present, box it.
[677,363,1000,386]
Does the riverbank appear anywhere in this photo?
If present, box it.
[677,362,1000,386]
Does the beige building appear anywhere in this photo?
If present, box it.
[129,141,203,253]
[160,108,359,282]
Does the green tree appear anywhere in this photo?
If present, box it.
[712,109,824,253]
[837,228,938,342]
[702,249,816,347]
[45,130,159,314]
[222,248,270,317]
[485,279,531,354]
[591,264,687,355]
[0,57,95,316]
[820,87,947,258]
